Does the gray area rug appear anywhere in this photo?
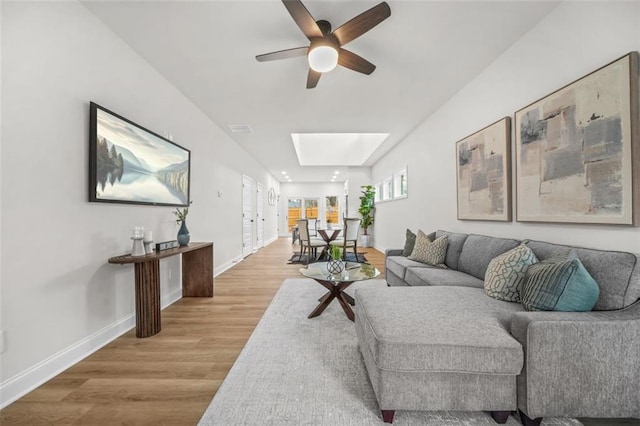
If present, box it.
[198,278,582,426]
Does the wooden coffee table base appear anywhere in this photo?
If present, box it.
[308,279,356,321]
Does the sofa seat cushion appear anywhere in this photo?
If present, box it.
[386,256,438,280]
[355,286,524,375]
[404,267,484,288]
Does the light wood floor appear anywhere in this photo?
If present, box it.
[0,238,385,425]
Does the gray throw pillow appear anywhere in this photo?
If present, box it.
[408,231,448,267]
[484,244,538,303]
[403,229,416,257]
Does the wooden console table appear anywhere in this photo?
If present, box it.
[109,242,214,338]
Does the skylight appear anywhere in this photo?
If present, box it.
[291,133,389,166]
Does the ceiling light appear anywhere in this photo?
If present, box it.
[334,171,340,175]
[285,175,290,179]
[281,171,287,175]
[308,45,338,73]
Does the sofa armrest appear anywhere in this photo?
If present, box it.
[385,249,404,257]
[511,303,640,418]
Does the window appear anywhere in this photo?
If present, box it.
[304,198,319,219]
[325,196,339,226]
[373,182,381,203]
[393,168,408,199]
[382,177,393,201]
[287,198,302,231]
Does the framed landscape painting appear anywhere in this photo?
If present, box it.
[89,102,191,207]
[515,52,639,225]
[456,117,511,221]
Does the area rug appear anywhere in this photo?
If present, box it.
[198,279,582,426]
[287,252,368,265]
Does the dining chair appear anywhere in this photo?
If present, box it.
[297,219,325,265]
[330,217,361,261]
[308,218,319,237]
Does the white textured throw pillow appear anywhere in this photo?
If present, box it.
[484,244,538,302]
[408,231,448,267]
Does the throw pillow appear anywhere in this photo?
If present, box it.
[403,229,417,257]
[484,244,538,303]
[521,256,600,312]
[402,229,435,256]
[408,231,448,267]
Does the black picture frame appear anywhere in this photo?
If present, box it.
[89,102,191,207]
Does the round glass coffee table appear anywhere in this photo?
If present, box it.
[299,262,380,321]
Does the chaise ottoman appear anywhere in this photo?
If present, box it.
[354,285,526,423]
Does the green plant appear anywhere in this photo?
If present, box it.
[359,185,375,235]
[329,245,343,260]
[173,201,193,224]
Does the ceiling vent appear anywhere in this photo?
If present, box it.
[227,124,254,134]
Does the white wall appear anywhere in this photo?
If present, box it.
[345,167,372,218]
[0,0,3,370]
[0,1,278,405]
[373,1,640,253]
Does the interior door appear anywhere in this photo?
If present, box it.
[242,175,254,257]
[256,183,264,249]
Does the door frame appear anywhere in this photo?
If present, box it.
[241,175,255,257]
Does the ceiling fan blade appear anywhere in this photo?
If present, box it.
[338,48,376,75]
[282,0,323,40]
[332,2,391,46]
[256,47,309,62]
[307,69,321,89]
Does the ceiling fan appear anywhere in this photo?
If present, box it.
[256,0,391,89]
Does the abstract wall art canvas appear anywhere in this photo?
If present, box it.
[456,117,511,221]
[89,102,191,207]
[515,52,639,225]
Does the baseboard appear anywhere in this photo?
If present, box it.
[0,287,182,409]
[215,254,244,276]
[264,235,278,246]
[373,244,386,253]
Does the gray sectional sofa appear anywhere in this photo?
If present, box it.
[354,230,640,425]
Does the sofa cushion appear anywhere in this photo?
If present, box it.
[457,234,521,280]
[355,286,524,374]
[435,230,468,270]
[524,240,640,310]
[403,229,417,256]
[386,256,433,280]
[408,232,448,267]
[521,256,600,312]
[484,245,538,303]
[405,267,484,288]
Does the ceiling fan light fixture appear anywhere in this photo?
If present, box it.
[308,45,338,73]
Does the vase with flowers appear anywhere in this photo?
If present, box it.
[173,202,192,246]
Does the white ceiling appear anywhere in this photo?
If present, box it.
[83,0,559,183]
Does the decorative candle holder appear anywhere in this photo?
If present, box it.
[131,226,145,256]
[143,230,154,254]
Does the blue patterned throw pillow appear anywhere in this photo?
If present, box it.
[521,255,600,312]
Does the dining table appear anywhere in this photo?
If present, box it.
[316,229,341,260]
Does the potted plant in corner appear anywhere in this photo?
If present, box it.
[359,185,375,248]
